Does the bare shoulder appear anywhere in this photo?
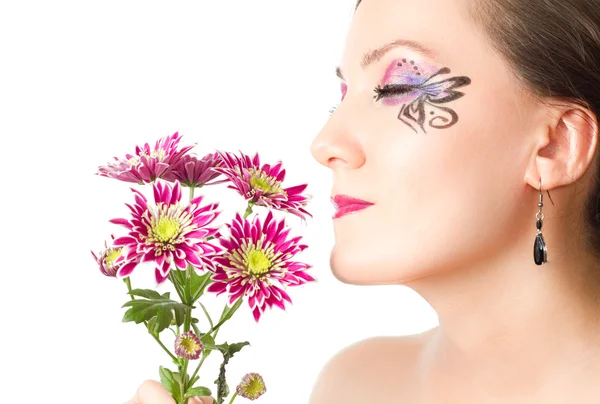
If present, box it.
[308,328,437,404]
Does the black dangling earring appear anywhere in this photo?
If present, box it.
[534,179,554,265]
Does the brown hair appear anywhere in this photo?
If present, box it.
[355,0,600,256]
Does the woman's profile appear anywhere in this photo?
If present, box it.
[125,0,600,402]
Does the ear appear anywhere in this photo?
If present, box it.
[524,104,599,191]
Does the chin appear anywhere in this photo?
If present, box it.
[329,244,397,285]
[329,242,434,286]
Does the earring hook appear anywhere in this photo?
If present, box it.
[539,179,555,206]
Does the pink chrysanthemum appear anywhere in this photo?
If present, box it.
[91,235,132,278]
[110,180,222,284]
[207,210,315,322]
[97,132,195,184]
[211,151,312,221]
[174,330,204,360]
[236,373,266,401]
[163,152,223,187]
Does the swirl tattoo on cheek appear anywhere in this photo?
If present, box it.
[374,58,472,133]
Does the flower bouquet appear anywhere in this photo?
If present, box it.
[91,132,315,404]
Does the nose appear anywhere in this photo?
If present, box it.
[310,107,366,170]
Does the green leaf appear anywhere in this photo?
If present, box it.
[191,317,199,324]
[147,316,159,336]
[214,342,229,354]
[122,296,187,334]
[184,386,212,398]
[172,269,186,287]
[192,323,202,339]
[159,366,182,403]
[128,288,162,300]
[219,297,244,323]
[189,270,213,302]
[200,332,215,347]
[173,371,188,386]
[189,375,200,387]
[173,307,185,327]
[202,341,221,351]
[228,341,250,358]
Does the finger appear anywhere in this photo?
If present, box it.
[135,379,176,404]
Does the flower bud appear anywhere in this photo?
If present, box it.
[236,372,266,400]
[91,236,124,277]
[174,330,203,360]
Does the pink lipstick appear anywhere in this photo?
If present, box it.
[331,194,374,219]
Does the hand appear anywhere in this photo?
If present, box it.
[122,379,214,404]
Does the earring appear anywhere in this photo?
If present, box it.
[533,179,554,265]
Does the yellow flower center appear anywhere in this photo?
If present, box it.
[243,375,265,397]
[181,336,201,354]
[248,168,285,196]
[247,249,271,275]
[250,176,272,193]
[127,156,140,166]
[105,248,122,267]
[154,217,181,243]
[150,149,167,160]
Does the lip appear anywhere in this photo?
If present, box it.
[331,194,374,219]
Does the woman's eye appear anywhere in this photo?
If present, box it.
[373,84,415,101]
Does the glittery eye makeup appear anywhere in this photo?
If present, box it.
[374,58,471,133]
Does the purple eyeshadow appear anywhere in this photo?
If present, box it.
[379,58,441,106]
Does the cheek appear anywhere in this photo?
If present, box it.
[329,126,513,285]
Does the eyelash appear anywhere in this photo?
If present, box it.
[373,84,416,101]
[329,83,416,115]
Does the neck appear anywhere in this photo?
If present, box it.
[406,217,600,396]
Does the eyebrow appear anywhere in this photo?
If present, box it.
[335,39,436,80]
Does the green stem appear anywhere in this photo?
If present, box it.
[189,303,228,387]
[152,335,179,363]
[123,277,179,363]
[206,310,228,335]
[180,174,194,404]
[228,392,238,404]
[206,299,240,336]
[181,359,190,404]
[169,272,186,304]
[189,352,208,387]
[184,266,192,332]
[188,299,236,394]
[212,322,222,341]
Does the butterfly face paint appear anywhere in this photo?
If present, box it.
[374,58,471,133]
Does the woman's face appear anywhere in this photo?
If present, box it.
[310,0,542,285]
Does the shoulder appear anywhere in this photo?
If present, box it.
[308,328,436,404]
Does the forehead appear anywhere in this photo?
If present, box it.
[341,0,490,79]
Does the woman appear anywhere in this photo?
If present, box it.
[125,0,600,402]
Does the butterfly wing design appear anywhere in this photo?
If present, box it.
[398,68,472,133]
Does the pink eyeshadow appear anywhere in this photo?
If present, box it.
[379,58,440,106]
[341,83,348,101]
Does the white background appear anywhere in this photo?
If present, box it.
[0,1,438,403]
